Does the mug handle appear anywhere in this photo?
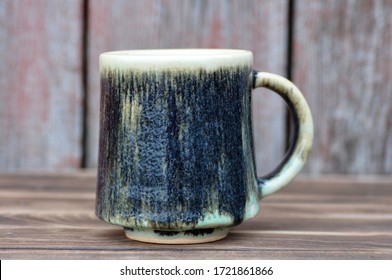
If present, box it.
[253,72,314,198]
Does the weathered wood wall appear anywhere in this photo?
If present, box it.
[1,0,391,175]
[293,0,392,174]
[0,0,84,171]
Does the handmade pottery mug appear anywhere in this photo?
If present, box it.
[96,49,313,244]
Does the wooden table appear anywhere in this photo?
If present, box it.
[0,172,391,259]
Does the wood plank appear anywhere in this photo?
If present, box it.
[292,0,392,174]
[0,173,391,259]
[0,0,84,171]
[1,249,391,260]
[86,0,288,177]
[1,230,391,260]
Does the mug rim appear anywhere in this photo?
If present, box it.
[100,49,253,71]
[101,48,251,57]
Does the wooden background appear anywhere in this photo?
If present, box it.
[0,0,391,175]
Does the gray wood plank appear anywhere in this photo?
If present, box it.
[0,0,84,170]
[292,0,392,174]
[86,0,288,177]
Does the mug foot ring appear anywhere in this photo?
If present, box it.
[123,227,229,244]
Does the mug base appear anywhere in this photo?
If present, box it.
[123,227,229,244]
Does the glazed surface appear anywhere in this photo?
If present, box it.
[99,49,253,71]
[96,65,260,231]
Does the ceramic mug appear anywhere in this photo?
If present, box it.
[96,49,313,244]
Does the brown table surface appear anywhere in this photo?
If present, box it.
[0,172,391,259]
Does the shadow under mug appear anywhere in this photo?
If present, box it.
[96,49,313,244]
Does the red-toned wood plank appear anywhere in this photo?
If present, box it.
[86,0,289,177]
[292,0,392,174]
[0,0,84,170]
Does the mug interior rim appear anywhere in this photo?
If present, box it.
[101,49,252,58]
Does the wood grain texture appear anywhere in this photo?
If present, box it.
[86,0,288,177]
[0,172,391,259]
[0,0,84,171]
[292,0,392,174]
